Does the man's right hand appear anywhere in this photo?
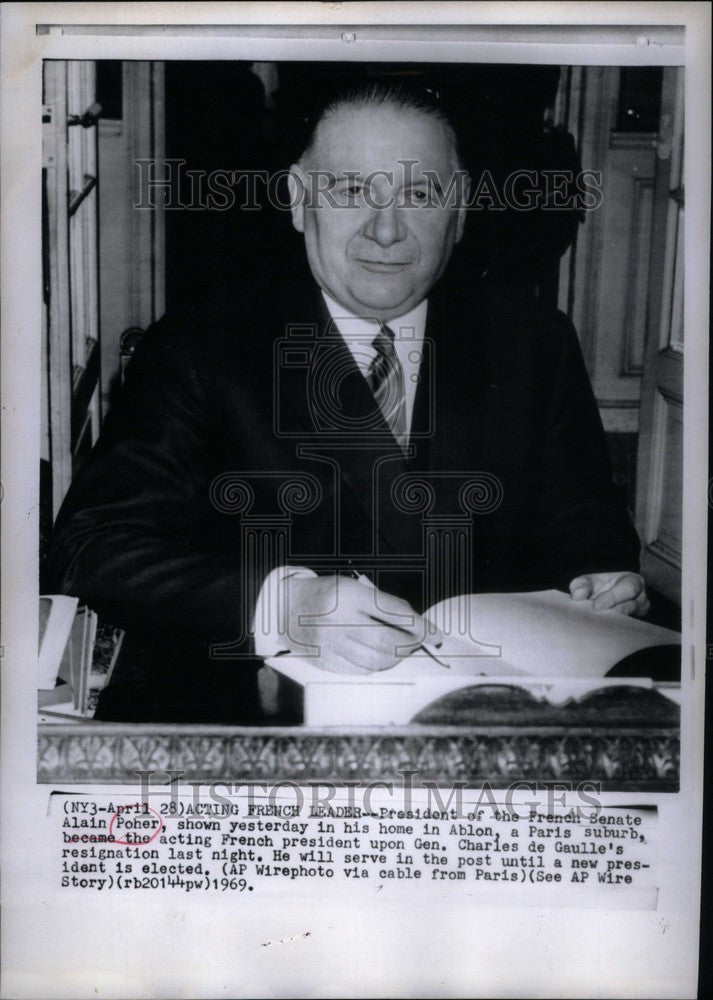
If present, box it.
[284,574,438,674]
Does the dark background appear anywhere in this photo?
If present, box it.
[161,62,582,312]
[156,61,662,315]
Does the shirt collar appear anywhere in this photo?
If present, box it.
[321,290,428,348]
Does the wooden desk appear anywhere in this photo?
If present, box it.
[37,683,679,790]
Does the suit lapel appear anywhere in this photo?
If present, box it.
[423,280,491,475]
[314,301,416,558]
[275,280,499,560]
[276,285,415,558]
[276,286,393,439]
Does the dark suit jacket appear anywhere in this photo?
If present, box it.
[46,275,640,723]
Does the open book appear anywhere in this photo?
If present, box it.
[262,589,680,725]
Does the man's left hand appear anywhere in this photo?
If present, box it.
[569,572,650,617]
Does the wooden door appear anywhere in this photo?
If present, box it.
[43,60,101,520]
[98,62,165,409]
[555,67,662,436]
[42,60,166,542]
[635,67,684,603]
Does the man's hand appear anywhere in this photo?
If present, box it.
[569,572,650,617]
[284,574,440,674]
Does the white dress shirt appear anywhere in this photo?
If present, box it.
[321,290,428,436]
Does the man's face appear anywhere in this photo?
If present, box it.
[289,105,468,320]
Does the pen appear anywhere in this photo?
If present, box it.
[348,570,450,669]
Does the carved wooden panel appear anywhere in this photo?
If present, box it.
[641,386,683,585]
[38,683,680,792]
[635,67,684,604]
[590,136,657,428]
[556,68,660,434]
[35,727,680,791]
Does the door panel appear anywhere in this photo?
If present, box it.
[43,60,101,519]
[635,67,684,603]
[556,67,661,434]
[42,59,166,530]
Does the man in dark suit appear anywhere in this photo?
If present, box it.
[47,87,647,723]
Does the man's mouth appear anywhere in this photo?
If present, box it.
[356,260,411,273]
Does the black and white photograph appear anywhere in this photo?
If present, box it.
[1,5,708,998]
[37,56,684,787]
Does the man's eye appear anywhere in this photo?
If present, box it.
[342,184,362,200]
[406,188,431,205]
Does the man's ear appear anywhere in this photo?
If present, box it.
[287,164,307,233]
[455,173,470,244]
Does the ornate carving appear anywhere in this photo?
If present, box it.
[37,723,679,790]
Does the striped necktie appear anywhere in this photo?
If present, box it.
[367,324,408,450]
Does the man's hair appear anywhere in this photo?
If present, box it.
[298,83,464,173]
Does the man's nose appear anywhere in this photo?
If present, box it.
[364,202,407,247]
